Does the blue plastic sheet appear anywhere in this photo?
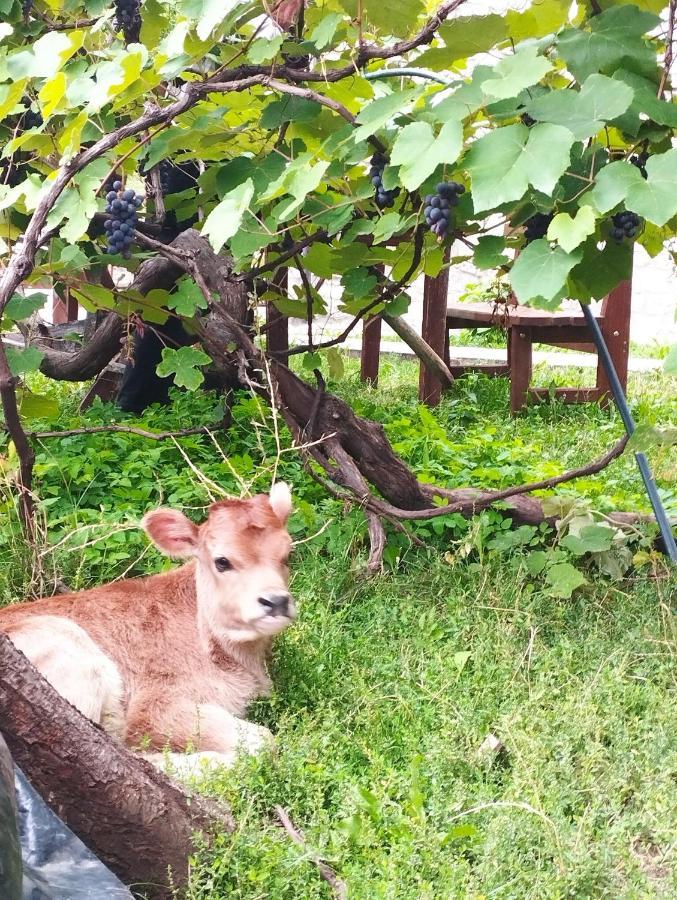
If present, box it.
[15,768,133,899]
[1,731,132,900]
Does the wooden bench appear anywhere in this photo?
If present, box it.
[445,279,632,414]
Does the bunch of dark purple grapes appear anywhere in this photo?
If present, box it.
[423,181,464,239]
[610,210,641,242]
[369,152,399,209]
[524,212,553,243]
[22,107,42,130]
[22,0,32,17]
[114,0,142,43]
[158,159,200,196]
[630,150,649,180]
[103,181,143,258]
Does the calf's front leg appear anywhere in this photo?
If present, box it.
[128,698,273,776]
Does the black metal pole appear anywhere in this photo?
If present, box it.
[580,303,676,562]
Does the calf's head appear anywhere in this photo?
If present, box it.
[142,483,295,642]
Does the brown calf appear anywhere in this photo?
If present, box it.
[0,484,295,775]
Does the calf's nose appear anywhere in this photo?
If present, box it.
[258,592,291,617]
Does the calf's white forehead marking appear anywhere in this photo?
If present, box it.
[8,615,125,737]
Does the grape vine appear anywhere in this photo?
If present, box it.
[103,181,143,258]
[423,182,464,240]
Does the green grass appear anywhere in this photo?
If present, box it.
[1,360,675,898]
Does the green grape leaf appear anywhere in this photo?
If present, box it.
[3,292,48,322]
[391,120,462,191]
[310,13,344,49]
[194,0,239,40]
[6,346,45,377]
[545,562,587,598]
[416,15,507,68]
[509,239,582,305]
[383,293,411,317]
[260,95,321,129]
[627,151,677,226]
[473,236,509,270]
[326,347,344,379]
[561,524,616,556]
[611,70,677,130]
[466,123,574,213]
[557,5,660,81]
[429,68,491,123]
[372,212,405,243]
[229,212,278,262]
[507,0,571,41]
[482,46,552,101]
[156,346,211,390]
[202,179,254,253]
[302,351,322,372]
[567,237,632,302]
[547,206,597,253]
[526,550,548,576]
[526,74,634,140]
[362,0,425,37]
[247,35,284,64]
[353,88,422,141]
[140,0,169,48]
[589,151,677,226]
[167,279,208,317]
[587,160,643,214]
[259,153,329,221]
[276,295,314,318]
[342,267,378,300]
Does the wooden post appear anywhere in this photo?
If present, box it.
[419,248,450,406]
[596,276,632,404]
[509,327,533,414]
[360,265,384,385]
[52,286,79,325]
[267,269,289,366]
[360,314,382,384]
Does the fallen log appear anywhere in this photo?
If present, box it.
[0,632,232,900]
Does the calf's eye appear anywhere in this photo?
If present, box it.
[214,557,233,573]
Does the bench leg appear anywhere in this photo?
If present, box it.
[267,269,289,367]
[360,315,382,385]
[597,279,631,406]
[509,327,532,415]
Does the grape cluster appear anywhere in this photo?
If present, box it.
[369,152,399,209]
[524,212,553,243]
[22,0,32,17]
[114,0,142,43]
[423,182,464,239]
[103,181,143,258]
[22,108,42,130]
[158,159,200,196]
[630,150,649,180]
[610,210,641,242]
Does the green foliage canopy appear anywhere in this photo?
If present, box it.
[0,0,675,392]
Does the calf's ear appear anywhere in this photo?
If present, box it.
[269,482,292,524]
[142,509,199,557]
